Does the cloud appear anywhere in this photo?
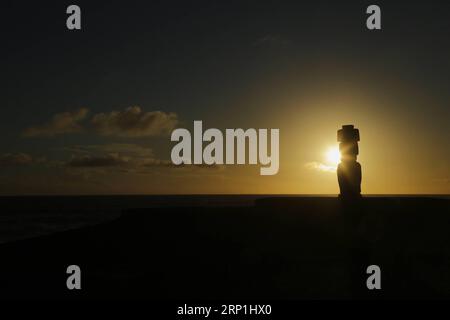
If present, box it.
[0,153,33,166]
[67,154,130,168]
[63,143,225,174]
[23,108,89,137]
[64,143,154,158]
[23,107,179,138]
[64,143,148,168]
[140,158,173,167]
[66,153,173,170]
[64,143,164,169]
[305,161,337,173]
[91,107,178,137]
[175,163,226,171]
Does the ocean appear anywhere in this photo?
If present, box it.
[0,195,448,244]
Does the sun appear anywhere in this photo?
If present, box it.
[325,146,341,166]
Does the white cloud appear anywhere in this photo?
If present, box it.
[305,161,337,173]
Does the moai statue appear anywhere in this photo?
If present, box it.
[337,125,362,198]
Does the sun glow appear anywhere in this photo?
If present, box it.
[326,146,341,166]
[304,146,341,173]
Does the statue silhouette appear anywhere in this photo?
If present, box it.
[337,125,362,198]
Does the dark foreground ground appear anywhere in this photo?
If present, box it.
[0,197,449,299]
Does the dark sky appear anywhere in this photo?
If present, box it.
[0,0,449,194]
